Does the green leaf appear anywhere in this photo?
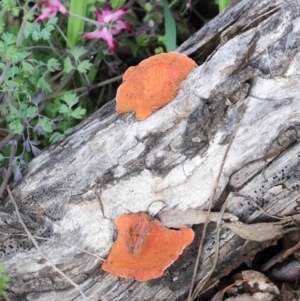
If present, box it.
[2,32,16,45]
[67,0,87,47]
[0,21,5,34]
[47,17,58,26]
[0,273,9,291]
[61,93,79,107]
[37,77,52,93]
[110,0,127,10]
[145,3,153,12]
[7,66,19,78]
[136,33,149,47]
[4,80,17,89]
[40,27,52,40]
[77,60,93,73]
[58,103,71,116]
[8,119,23,134]
[47,58,61,72]
[40,17,57,40]
[23,22,41,40]
[71,107,86,119]
[49,132,65,144]
[218,0,230,11]
[25,106,37,118]
[154,46,165,54]
[5,47,30,64]
[0,41,4,53]
[63,57,74,74]
[39,117,53,133]
[12,7,20,17]
[0,153,5,162]
[64,127,74,135]
[70,46,87,61]
[21,61,34,74]
[163,0,176,51]
[2,0,17,10]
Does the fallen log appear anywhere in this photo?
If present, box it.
[1,0,300,300]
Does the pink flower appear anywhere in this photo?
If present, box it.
[36,0,68,22]
[82,6,130,51]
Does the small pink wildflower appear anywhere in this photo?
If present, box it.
[82,6,130,51]
[36,0,68,22]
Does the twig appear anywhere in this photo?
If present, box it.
[7,186,87,301]
[232,192,284,220]
[188,99,250,300]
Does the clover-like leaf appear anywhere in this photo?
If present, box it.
[47,58,61,72]
[61,93,79,107]
[25,105,37,118]
[63,57,74,74]
[39,117,53,133]
[71,107,86,119]
[49,132,65,144]
[70,46,87,61]
[77,60,93,73]
[9,119,23,134]
[58,104,71,116]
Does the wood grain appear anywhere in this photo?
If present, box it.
[1,0,300,300]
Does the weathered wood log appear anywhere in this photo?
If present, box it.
[1,0,300,300]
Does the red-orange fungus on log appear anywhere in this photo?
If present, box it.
[116,52,197,120]
[102,212,195,281]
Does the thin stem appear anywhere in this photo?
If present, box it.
[55,24,73,49]
[68,11,99,26]
[0,62,11,86]
[187,100,249,301]
[44,74,123,102]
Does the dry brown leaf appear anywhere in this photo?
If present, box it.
[222,215,300,242]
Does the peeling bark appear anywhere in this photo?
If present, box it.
[1,0,300,300]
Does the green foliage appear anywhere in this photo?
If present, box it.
[110,0,127,10]
[24,18,57,41]
[63,47,92,74]
[215,0,231,11]
[1,0,17,11]
[0,264,9,293]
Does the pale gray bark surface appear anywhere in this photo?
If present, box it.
[1,0,300,300]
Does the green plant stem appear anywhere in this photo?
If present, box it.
[0,132,15,152]
[54,24,72,49]
[68,11,99,26]
[0,62,11,87]
[48,70,64,83]
[16,3,38,47]
[0,4,38,87]
[55,74,122,98]
[190,8,206,24]
[39,74,123,112]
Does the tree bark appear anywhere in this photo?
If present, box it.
[1,0,300,300]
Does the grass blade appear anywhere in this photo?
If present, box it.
[163,0,176,52]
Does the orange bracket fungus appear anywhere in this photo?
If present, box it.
[116,52,197,120]
[102,212,194,281]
